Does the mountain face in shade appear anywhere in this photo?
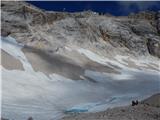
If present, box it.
[1,1,160,120]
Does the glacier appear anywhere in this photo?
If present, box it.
[1,36,160,120]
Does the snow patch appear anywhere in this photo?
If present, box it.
[77,48,107,65]
[78,48,160,73]
[85,70,134,81]
[1,36,34,72]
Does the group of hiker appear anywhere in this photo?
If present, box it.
[132,100,139,106]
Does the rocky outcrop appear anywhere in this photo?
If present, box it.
[156,11,160,34]
[128,11,156,20]
[147,36,160,58]
[1,1,160,58]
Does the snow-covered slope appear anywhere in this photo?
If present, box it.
[1,1,160,120]
[1,36,160,120]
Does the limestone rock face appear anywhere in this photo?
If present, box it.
[1,1,160,58]
[147,36,160,58]
[156,11,160,34]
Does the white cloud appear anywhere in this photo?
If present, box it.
[118,1,159,11]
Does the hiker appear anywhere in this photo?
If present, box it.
[135,100,139,105]
[132,100,139,106]
[132,100,136,106]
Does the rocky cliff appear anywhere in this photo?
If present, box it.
[1,1,160,58]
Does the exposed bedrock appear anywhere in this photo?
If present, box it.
[1,1,160,58]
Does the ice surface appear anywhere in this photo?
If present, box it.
[1,36,160,120]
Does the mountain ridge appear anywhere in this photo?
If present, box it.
[1,1,160,58]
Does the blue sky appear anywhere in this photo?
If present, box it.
[27,1,160,16]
